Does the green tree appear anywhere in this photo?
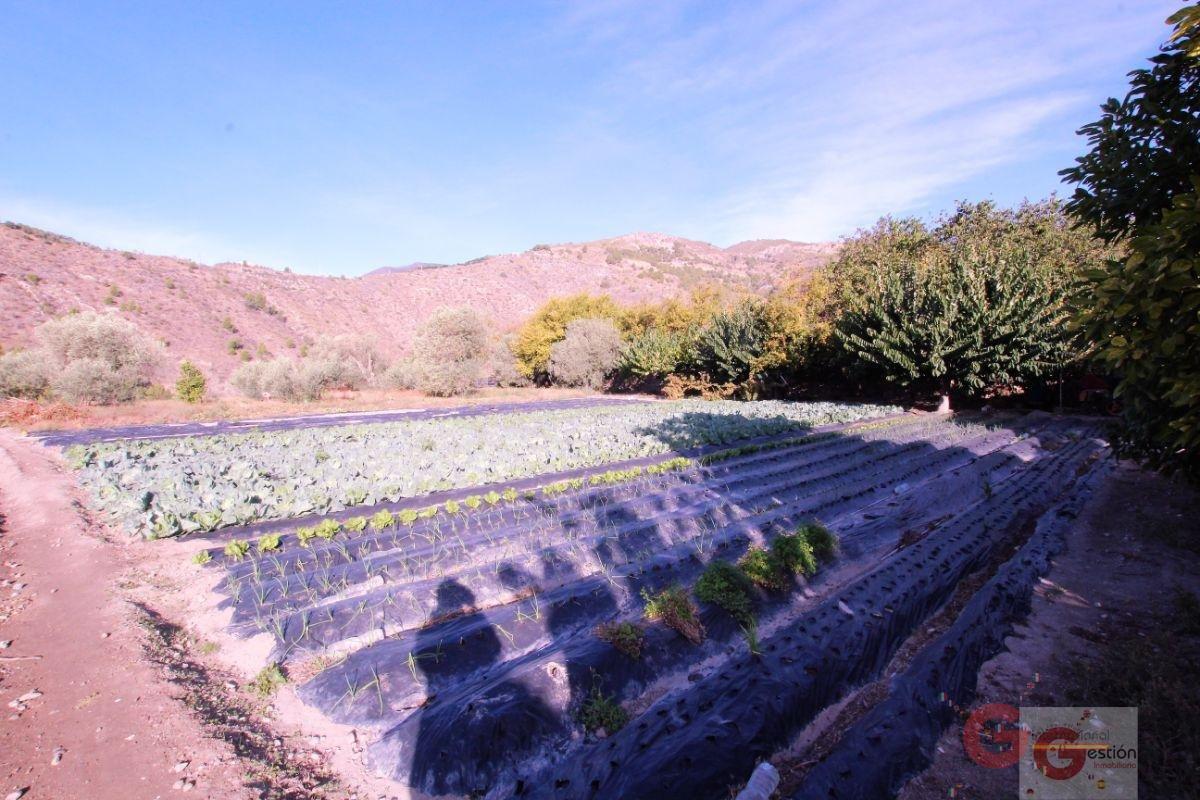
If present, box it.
[618,328,691,381]
[690,301,771,396]
[829,200,1107,406]
[175,360,207,403]
[835,245,1073,406]
[1062,6,1200,481]
[1060,7,1200,242]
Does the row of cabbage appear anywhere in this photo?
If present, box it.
[65,400,901,538]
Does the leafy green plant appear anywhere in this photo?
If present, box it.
[642,585,704,644]
[595,621,645,659]
[464,495,482,510]
[343,516,367,533]
[296,525,317,547]
[739,546,786,590]
[257,532,281,552]
[772,533,817,577]
[695,560,755,626]
[578,681,629,734]
[191,549,212,565]
[801,521,837,561]
[224,539,250,561]
[249,663,287,697]
[444,499,461,514]
[370,510,395,530]
[314,519,340,540]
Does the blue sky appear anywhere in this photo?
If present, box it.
[0,1,1178,275]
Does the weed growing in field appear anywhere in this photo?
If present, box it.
[257,533,282,552]
[800,521,837,561]
[579,680,629,734]
[192,549,212,565]
[250,662,287,697]
[344,516,367,533]
[772,533,817,577]
[642,585,704,644]
[224,539,250,561]
[595,621,645,659]
[695,560,755,626]
[739,547,787,590]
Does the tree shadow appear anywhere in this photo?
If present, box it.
[397,408,1054,796]
[632,410,814,451]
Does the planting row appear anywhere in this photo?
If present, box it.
[507,427,1110,799]
[33,396,651,447]
[210,414,1005,655]
[66,399,900,537]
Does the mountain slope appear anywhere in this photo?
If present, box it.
[0,223,836,382]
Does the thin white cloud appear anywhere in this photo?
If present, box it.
[548,0,1178,244]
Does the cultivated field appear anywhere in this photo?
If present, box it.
[44,398,1112,799]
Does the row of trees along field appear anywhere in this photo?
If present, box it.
[508,198,1114,408]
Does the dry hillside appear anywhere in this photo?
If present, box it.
[0,223,836,382]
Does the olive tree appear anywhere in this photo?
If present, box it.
[410,307,489,396]
[547,318,623,389]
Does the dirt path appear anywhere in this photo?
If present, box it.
[897,461,1200,800]
[0,429,252,800]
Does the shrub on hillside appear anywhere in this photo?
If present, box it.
[410,307,489,396]
[307,335,383,386]
[230,356,360,401]
[0,349,51,400]
[175,360,207,403]
[547,318,623,389]
[1,312,161,404]
[229,361,266,398]
[382,358,419,390]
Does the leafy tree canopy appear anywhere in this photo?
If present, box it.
[1064,6,1200,480]
[829,199,1111,403]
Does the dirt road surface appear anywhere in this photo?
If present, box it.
[0,428,252,799]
